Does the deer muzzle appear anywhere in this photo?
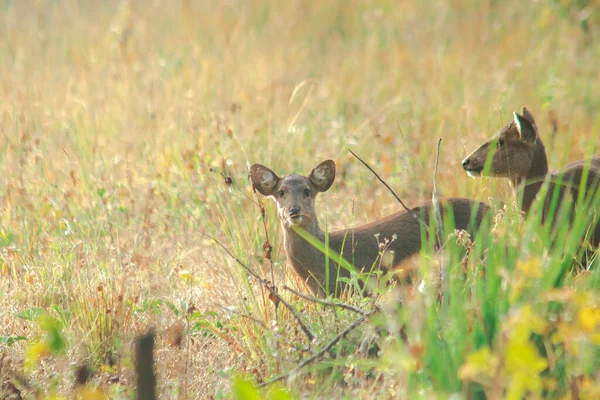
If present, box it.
[462,157,483,177]
[288,207,302,224]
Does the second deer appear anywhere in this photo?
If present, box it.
[462,107,600,247]
[250,160,490,297]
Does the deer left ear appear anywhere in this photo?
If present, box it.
[308,160,336,192]
[521,107,536,126]
[513,112,537,145]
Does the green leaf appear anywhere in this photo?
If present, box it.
[16,307,46,321]
[0,230,15,247]
[290,225,367,295]
[0,335,27,346]
[232,375,261,400]
[38,314,67,353]
[267,386,294,400]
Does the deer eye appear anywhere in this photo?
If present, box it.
[303,188,311,198]
[497,138,505,148]
[278,190,285,197]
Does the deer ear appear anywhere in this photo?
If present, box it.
[249,164,280,197]
[521,107,536,126]
[308,160,336,192]
[513,112,537,144]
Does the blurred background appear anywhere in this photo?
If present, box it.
[0,0,599,397]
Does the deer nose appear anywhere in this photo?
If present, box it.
[462,158,470,169]
[289,207,300,216]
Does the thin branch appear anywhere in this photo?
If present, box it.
[282,285,371,315]
[252,192,276,283]
[395,119,405,140]
[432,138,446,299]
[62,148,72,160]
[432,138,444,244]
[217,305,267,328]
[395,120,418,178]
[229,176,276,283]
[287,80,316,130]
[205,233,315,342]
[348,149,429,233]
[258,309,378,387]
[521,173,600,191]
[353,96,401,134]
[231,176,261,207]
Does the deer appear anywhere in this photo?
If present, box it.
[461,107,600,249]
[250,160,491,297]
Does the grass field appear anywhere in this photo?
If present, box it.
[1,0,600,398]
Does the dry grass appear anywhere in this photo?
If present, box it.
[1,0,599,398]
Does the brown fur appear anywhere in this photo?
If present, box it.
[251,160,490,297]
[462,107,600,246]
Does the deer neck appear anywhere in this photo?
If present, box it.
[281,218,329,292]
[510,140,549,214]
[282,219,324,250]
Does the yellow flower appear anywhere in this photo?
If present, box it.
[503,305,549,400]
[24,341,51,371]
[509,279,526,304]
[458,347,499,383]
[504,338,548,400]
[509,260,543,303]
[515,259,543,278]
[505,305,549,341]
[552,322,580,354]
[74,388,108,400]
[580,376,600,399]
[577,307,600,333]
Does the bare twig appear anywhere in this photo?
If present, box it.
[62,148,72,160]
[288,79,316,130]
[217,305,267,328]
[348,149,429,233]
[258,308,378,387]
[395,120,418,178]
[232,178,262,207]
[255,194,276,284]
[205,233,315,342]
[432,138,447,301]
[282,285,372,315]
[353,96,401,134]
[395,119,405,140]
[521,172,600,191]
[432,138,444,243]
[229,176,275,283]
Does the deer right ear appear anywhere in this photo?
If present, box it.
[249,164,280,197]
[513,112,537,145]
[308,160,336,192]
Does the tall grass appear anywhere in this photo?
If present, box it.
[0,0,599,398]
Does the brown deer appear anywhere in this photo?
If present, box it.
[462,107,600,247]
[250,160,490,297]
